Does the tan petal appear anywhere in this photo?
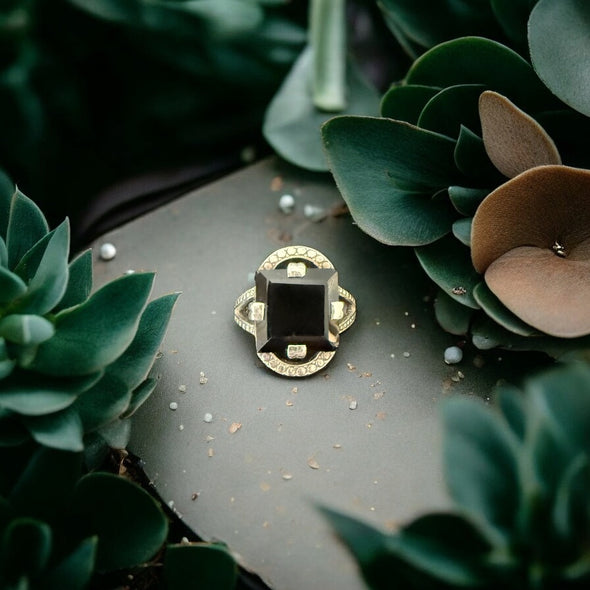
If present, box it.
[485,245,590,338]
[471,165,590,273]
[479,91,561,178]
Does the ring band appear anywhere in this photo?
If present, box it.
[234,246,356,377]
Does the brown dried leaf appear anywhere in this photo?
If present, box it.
[479,91,561,178]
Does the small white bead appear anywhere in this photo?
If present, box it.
[278,194,295,214]
[444,346,463,365]
[203,413,213,423]
[169,402,178,411]
[99,243,117,261]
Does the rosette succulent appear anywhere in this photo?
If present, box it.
[0,171,178,455]
[321,0,590,356]
[322,362,590,589]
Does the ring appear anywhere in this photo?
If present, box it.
[234,246,356,377]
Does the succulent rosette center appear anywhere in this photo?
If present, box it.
[471,165,590,338]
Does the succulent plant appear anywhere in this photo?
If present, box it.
[0,446,238,589]
[321,0,590,356]
[322,361,590,589]
[0,171,178,456]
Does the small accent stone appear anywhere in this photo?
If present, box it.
[349,400,358,410]
[278,194,295,214]
[99,242,117,261]
[203,413,213,423]
[169,402,178,410]
[444,346,463,365]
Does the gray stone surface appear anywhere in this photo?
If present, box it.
[92,157,517,590]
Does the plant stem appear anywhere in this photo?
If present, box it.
[310,0,347,112]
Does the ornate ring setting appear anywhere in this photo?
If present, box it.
[234,246,356,377]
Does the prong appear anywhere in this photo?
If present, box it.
[248,302,265,322]
[287,344,307,360]
[286,262,307,278]
[331,301,345,321]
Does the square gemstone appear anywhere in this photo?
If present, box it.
[255,267,339,355]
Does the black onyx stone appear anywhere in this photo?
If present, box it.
[255,267,338,355]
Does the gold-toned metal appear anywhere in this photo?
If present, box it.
[234,245,356,377]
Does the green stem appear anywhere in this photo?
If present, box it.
[310,0,347,112]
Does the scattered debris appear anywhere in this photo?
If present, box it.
[307,457,320,470]
[208,448,214,458]
[452,286,467,295]
[278,194,295,214]
[403,351,411,358]
[169,402,178,411]
[291,387,298,394]
[281,472,293,481]
[178,424,184,431]
[333,443,342,449]
[99,242,117,261]
[229,422,242,434]
[303,203,326,222]
[346,363,357,371]
[203,413,213,423]
[191,493,199,501]
[260,482,271,492]
[349,400,358,410]
[286,400,294,407]
[199,371,208,385]
[178,384,187,393]
[270,176,283,192]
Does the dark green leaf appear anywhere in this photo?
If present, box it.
[380,85,439,124]
[490,0,531,50]
[448,186,489,216]
[322,116,458,245]
[406,37,557,112]
[121,377,158,419]
[24,408,84,452]
[0,372,101,416]
[0,237,7,268]
[105,292,179,391]
[418,84,486,138]
[74,373,131,431]
[54,250,92,313]
[9,447,82,524]
[10,220,69,316]
[473,282,537,337]
[95,419,131,450]
[164,544,238,590]
[0,314,54,346]
[0,170,14,241]
[434,290,475,335]
[452,218,471,246]
[443,396,520,540]
[394,513,492,586]
[6,191,49,271]
[71,472,168,571]
[0,518,52,580]
[529,0,590,117]
[12,229,55,284]
[415,234,481,308]
[41,537,97,590]
[0,412,27,446]
[263,46,380,171]
[454,126,504,184]
[0,267,26,303]
[495,386,526,441]
[29,273,154,376]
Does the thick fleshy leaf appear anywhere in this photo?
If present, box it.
[479,91,561,179]
[448,186,489,217]
[495,386,526,441]
[42,537,97,590]
[406,36,557,112]
[0,372,101,416]
[10,220,69,316]
[74,373,132,431]
[473,282,537,337]
[323,116,458,245]
[121,377,158,419]
[454,126,506,184]
[6,191,49,270]
[380,84,439,124]
[263,46,380,171]
[394,513,492,586]
[105,292,179,391]
[95,419,131,450]
[452,218,471,246]
[30,273,155,376]
[13,229,54,284]
[0,236,7,267]
[0,518,52,579]
[164,544,238,590]
[471,165,590,270]
[0,267,26,303]
[9,447,82,523]
[0,314,54,346]
[443,396,520,540]
[0,170,14,240]
[54,250,92,312]
[418,84,486,138]
[529,0,590,117]
[71,472,168,571]
[415,234,481,308]
[490,0,531,49]
[24,408,84,452]
[434,290,475,335]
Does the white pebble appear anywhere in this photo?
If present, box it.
[169,402,178,411]
[349,400,358,410]
[444,346,463,365]
[203,413,213,423]
[99,243,117,261]
[278,194,295,214]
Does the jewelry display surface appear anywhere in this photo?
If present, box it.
[92,158,521,590]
